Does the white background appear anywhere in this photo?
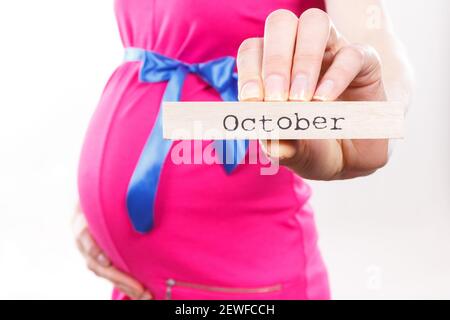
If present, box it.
[0,0,449,299]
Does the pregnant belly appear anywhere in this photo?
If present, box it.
[78,64,329,299]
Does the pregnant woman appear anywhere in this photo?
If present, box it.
[74,0,411,299]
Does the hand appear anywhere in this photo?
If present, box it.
[237,9,389,180]
[72,204,153,300]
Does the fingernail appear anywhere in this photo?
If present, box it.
[117,286,139,299]
[259,140,269,156]
[313,79,334,101]
[269,142,296,160]
[261,140,296,160]
[290,74,309,101]
[240,81,262,101]
[140,291,153,300]
[97,253,110,267]
[264,74,287,101]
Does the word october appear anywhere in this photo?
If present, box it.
[223,113,344,133]
[162,101,406,140]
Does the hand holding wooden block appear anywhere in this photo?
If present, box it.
[163,101,405,140]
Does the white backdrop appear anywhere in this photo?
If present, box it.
[0,0,449,299]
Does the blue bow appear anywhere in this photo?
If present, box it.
[124,48,249,233]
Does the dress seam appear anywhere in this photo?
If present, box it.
[151,0,156,49]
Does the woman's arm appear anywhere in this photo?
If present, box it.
[326,0,413,103]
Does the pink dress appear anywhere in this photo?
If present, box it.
[78,0,330,300]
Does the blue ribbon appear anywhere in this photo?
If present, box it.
[124,48,249,233]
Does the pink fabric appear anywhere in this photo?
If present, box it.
[78,0,330,300]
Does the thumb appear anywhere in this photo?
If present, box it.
[259,139,297,161]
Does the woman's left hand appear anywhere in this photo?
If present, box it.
[72,205,153,300]
[237,8,389,180]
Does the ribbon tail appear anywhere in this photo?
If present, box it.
[126,66,188,233]
[215,139,250,174]
[126,113,171,233]
[214,75,249,175]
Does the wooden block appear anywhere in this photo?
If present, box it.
[162,101,405,140]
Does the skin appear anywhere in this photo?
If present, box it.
[74,0,412,299]
[73,204,152,300]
